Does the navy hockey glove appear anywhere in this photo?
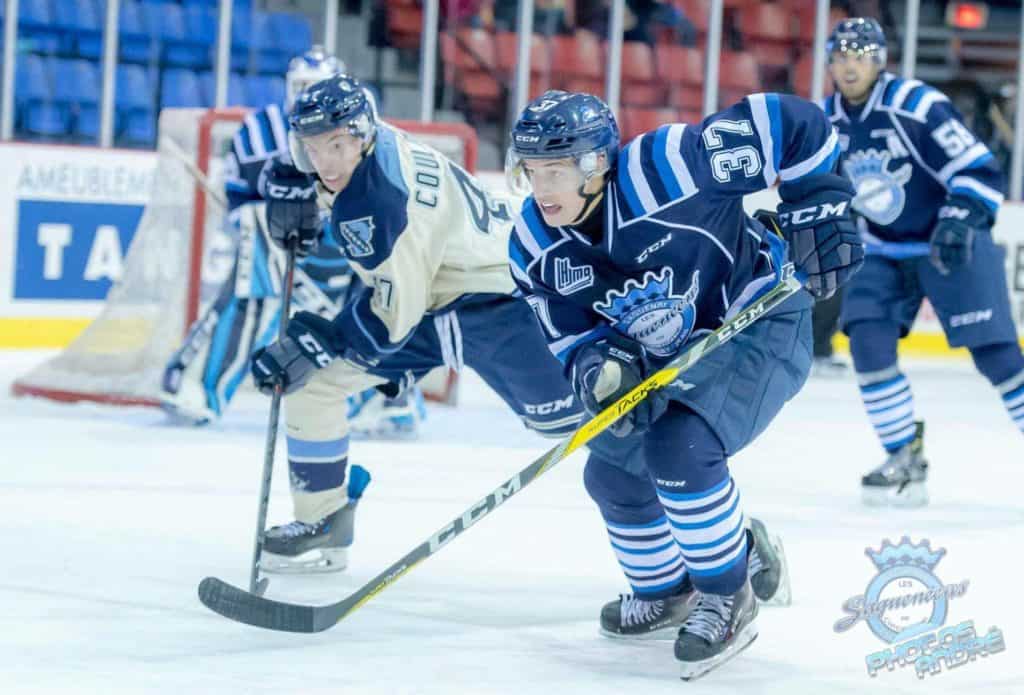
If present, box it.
[777,173,863,300]
[929,194,990,275]
[251,312,337,396]
[259,156,320,256]
[571,334,672,438]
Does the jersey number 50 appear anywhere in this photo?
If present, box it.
[702,119,763,184]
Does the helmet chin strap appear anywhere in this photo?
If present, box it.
[569,173,606,226]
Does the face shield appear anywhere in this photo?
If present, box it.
[504,150,608,198]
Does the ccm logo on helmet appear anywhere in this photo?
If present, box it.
[515,135,541,142]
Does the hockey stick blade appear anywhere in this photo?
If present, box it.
[197,265,804,632]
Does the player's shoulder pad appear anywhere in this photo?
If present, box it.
[879,74,950,124]
[614,123,701,219]
[328,127,411,270]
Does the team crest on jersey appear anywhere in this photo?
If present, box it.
[594,268,699,357]
[554,257,594,295]
[336,216,375,258]
[842,149,913,226]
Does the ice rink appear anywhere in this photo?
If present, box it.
[1,349,1021,695]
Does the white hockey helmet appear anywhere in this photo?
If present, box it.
[286,46,347,111]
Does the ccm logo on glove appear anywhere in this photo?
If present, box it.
[778,201,849,226]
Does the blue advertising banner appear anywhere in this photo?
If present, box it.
[13,200,145,300]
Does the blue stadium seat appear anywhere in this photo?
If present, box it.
[15,54,51,109]
[195,71,247,106]
[230,8,257,71]
[247,74,284,106]
[74,104,101,140]
[81,1,154,63]
[141,2,191,66]
[119,109,156,146]
[161,68,205,108]
[52,59,101,109]
[116,64,154,112]
[168,5,217,69]
[52,0,103,56]
[19,0,62,54]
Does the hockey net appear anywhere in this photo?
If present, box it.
[12,108,478,407]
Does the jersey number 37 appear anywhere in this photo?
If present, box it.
[702,120,763,184]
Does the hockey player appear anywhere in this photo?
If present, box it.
[159,47,424,437]
[246,76,791,594]
[506,90,862,678]
[824,18,1024,507]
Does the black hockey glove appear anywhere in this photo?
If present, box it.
[259,156,320,256]
[777,173,863,300]
[571,333,673,438]
[251,312,338,396]
[929,194,990,276]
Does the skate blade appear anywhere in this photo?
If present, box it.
[761,534,792,607]
[862,481,928,508]
[599,624,679,641]
[679,621,759,681]
[261,547,348,574]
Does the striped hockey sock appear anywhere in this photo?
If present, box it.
[657,476,747,595]
[997,368,1024,433]
[604,516,687,599]
[859,367,917,452]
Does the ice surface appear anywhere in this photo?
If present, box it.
[1,350,1021,694]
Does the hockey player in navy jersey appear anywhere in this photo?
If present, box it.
[159,48,425,437]
[506,90,862,678]
[824,18,1024,507]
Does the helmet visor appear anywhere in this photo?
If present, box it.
[504,150,605,197]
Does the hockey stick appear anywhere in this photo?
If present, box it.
[198,263,805,632]
[248,239,299,596]
[160,134,229,212]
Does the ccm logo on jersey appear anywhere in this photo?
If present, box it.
[297,333,334,367]
[523,395,574,415]
[938,205,970,220]
[636,233,672,264]
[779,201,849,226]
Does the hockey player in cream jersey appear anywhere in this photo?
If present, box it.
[246,74,640,572]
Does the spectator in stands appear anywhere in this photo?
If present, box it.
[577,0,696,47]
[491,0,575,36]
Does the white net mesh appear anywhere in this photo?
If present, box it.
[13,110,476,406]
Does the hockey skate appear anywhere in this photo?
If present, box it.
[810,354,850,379]
[674,579,759,681]
[159,361,216,426]
[348,386,426,439]
[861,421,928,507]
[261,465,371,573]
[746,517,792,607]
[600,575,697,640]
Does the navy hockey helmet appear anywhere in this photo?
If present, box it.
[506,90,619,196]
[827,17,887,65]
[288,74,376,173]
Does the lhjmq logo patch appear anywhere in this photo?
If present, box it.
[593,267,699,357]
[336,216,375,258]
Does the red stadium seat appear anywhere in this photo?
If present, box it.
[621,41,665,107]
[387,4,423,50]
[655,44,703,111]
[495,31,550,80]
[792,51,834,100]
[620,106,678,141]
[738,5,795,68]
[551,32,604,95]
[676,108,703,125]
[718,51,760,107]
[439,29,502,118]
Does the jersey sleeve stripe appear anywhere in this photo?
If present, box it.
[901,83,929,112]
[937,142,992,183]
[233,127,255,161]
[779,128,839,182]
[912,90,948,122]
[747,93,779,186]
[243,113,267,158]
[625,136,659,214]
[616,146,644,217]
[652,126,684,200]
[949,175,1004,211]
[266,104,288,152]
[550,325,612,364]
[375,127,409,195]
[664,124,699,200]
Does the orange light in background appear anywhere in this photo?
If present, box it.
[946,3,989,30]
